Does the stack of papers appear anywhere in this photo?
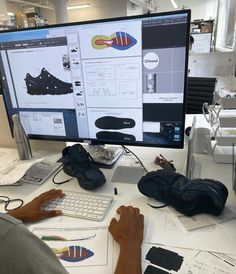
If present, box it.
[0,160,40,186]
[144,204,236,273]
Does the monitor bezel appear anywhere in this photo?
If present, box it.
[0,9,191,149]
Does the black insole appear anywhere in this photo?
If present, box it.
[95,116,135,130]
[146,247,183,271]
[144,265,170,274]
[96,131,136,142]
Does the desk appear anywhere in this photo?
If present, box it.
[0,115,235,273]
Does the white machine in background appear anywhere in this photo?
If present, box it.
[202,89,236,164]
[188,52,236,78]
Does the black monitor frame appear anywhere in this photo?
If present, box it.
[0,9,191,149]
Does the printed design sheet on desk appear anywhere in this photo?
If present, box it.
[30,222,113,274]
[143,205,236,273]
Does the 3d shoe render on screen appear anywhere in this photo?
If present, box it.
[25,68,73,95]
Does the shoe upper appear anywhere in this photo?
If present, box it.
[25,68,73,95]
[62,144,106,190]
[138,170,228,216]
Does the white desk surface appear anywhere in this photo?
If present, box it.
[0,115,235,273]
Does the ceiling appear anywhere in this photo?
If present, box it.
[6,0,53,11]
[6,0,127,11]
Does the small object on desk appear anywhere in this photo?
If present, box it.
[111,165,145,184]
[17,160,62,185]
[0,195,24,211]
[86,145,124,168]
[154,154,176,171]
[12,114,32,160]
[146,246,183,272]
[0,161,39,186]
[114,187,118,195]
[144,265,169,274]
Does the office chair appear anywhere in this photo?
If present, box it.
[186,77,217,114]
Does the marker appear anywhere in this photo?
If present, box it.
[114,187,118,195]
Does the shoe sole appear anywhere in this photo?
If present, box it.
[96,131,136,142]
[95,116,135,130]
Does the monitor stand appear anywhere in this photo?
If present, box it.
[86,144,124,169]
[30,140,66,153]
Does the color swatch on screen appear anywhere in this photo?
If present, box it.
[92,32,137,50]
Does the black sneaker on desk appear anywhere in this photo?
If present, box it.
[138,170,228,216]
[62,144,106,190]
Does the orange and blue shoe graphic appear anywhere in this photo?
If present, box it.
[52,246,94,263]
[92,31,137,50]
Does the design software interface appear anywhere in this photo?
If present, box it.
[0,12,189,147]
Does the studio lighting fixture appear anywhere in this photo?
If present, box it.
[67,3,91,10]
[170,0,178,9]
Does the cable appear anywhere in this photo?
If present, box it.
[147,203,168,209]
[122,145,148,173]
[0,195,24,211]
[52,166,74,185]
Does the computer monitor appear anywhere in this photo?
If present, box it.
[0,10,190,149]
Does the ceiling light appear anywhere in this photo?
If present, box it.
[67,4,91,10]
[170,0,178,9]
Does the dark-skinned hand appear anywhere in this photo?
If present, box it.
[7,189,65,223]
[109,205,144,248]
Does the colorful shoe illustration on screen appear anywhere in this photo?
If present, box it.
[25,68,73,95]
[92,32,137,50]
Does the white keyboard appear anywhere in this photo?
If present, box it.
[44,190,113,221]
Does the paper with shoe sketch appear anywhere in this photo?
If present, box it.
[182,251,236,274]
[142,244,236,274]
[168,206,236,232]
[30,223,113,274]
[145,205,236,255]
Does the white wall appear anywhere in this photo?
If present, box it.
[0,0,7,16]
[6,0,218,25]
[128,0,218,21]
[67,0,127,22]
[40,8,56,25]
[40,0,127,24]
[155,0,217,20]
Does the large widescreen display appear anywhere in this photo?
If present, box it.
[0,10,190,148]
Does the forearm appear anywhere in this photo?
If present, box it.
[115,244,142,274]
[7,209,28,221]
[7,210,20,219]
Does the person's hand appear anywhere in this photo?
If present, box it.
[7,189,65,223]
[109,206,144,248]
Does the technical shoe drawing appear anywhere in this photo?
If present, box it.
[95,116,135,130]
[62,144,106,190]
[25,68,73,95]
[96,131,136,142]
[138,170,228,216]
